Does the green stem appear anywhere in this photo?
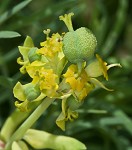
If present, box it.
[5,97,55,150]
[0,109,31,142]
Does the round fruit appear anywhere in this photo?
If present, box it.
[63,27,97,63]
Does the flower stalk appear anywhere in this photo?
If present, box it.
[5,97,55,150]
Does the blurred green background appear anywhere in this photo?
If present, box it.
[0,0,132,150]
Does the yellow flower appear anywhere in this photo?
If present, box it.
[37,33,63,58]
[75,83,93,100]
[63,64,93,101]
[26,61,45,83]
[36,32,66,76]
[39,68,58,90]
[26,61,59,98]
[63,65,78,90]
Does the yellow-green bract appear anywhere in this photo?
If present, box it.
[63,27,97,63]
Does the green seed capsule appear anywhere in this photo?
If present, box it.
[63,27,97,63]
[24,84,41,101]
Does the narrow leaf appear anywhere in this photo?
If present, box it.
[0,31,21,38]
[0,0,32,25]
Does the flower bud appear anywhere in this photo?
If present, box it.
[24,84,41,101]
[28,47,41,63]
[63,27,97,63]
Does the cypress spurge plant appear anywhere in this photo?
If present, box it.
[0,13,121,150]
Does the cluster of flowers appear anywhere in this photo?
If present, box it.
[13,14,121,130]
